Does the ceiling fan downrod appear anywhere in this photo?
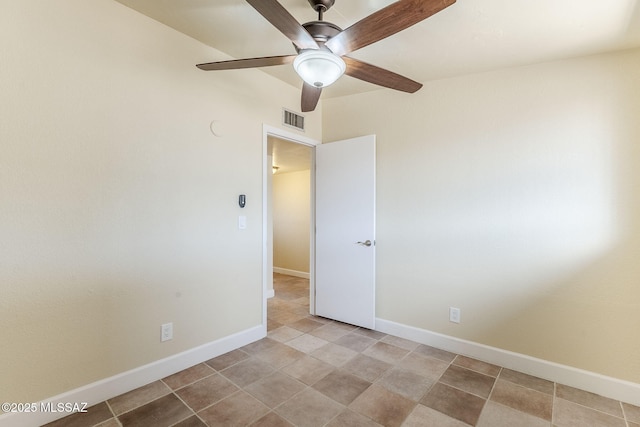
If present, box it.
[308,0,335,20]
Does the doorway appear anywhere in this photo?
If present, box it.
[262,125,319,330]
[270,136,312,280]
[262,127,377,331]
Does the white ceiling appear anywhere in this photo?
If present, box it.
[116,0,640,99]
[268,135,313,174]
[114,0,640,173]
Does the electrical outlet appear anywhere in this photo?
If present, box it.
[449,307,461,324]
[161,322,173,342]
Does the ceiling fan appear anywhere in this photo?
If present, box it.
[196,0,456,112]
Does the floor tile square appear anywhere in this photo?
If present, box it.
[353,328,387,340]
[490,378,552,421]
[380,335,420,351]
[241,338,282,355]
[326,409,383,427]
[421,382,486,426]
[288,317,325,333]
[439,364,496,398]
[553,398,626,427]
[220,357,274,387]
[275,388,344,427]
[398,352,449,380]
[175,373,238,412]
[268,325,304,342]
[498,368,554,395]
[162,364,215,390]
[403,404,471,427]
[108,380,171,415]
[334,333,376,353]
[453,355,501,377]
[204,349,250,371]
[377,367,434,401]
[118,394,193,427]
[312,342,358,366]
[289,304,312,318]
[313,369,372,405]
[349,384,416,427]
[244,372,306,408]
[477,401,550,427]
[310,322,357,341]
[292,296,310,306]
[269,309,308,325]
[341,354,392,382]
[267,319,283,332]
[280,354,336,385]
[556,384,624,417]
[198,391,269,426]
[363,341,410,364]
[286,334,329,353]
[248,412,295,427]
[254,340,305,369]
[413,345,457,363]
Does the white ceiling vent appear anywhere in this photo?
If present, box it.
[282,108,305,132]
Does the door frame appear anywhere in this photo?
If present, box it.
[262,124,319,330]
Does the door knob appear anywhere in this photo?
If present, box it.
[356,240,372,247]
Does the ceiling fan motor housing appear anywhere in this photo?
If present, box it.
[307,0,335,13]
[298,21,342,50]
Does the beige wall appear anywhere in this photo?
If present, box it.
[323,48,640,384]
[273,170,311,273]
[0,0,320,403]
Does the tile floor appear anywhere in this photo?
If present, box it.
[45,273,640,427]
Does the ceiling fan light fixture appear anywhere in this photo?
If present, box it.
[293,49,346,88]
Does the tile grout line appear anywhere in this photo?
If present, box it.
[620,399,630,427]
[552,381,557,426]
[103,384,173,422]
[166,383,202,427]
[162,366,218,392]
[555,394,630,422]
[476,366,503,424]
[101,399,120,427]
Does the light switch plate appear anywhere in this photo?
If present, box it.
[238,215,247,230]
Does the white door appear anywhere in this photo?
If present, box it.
[315,135,376,329]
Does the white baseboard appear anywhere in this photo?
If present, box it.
[273,267,310,279]
[0,325,266,427]
[266,288,275,299]
[375,318,640,407]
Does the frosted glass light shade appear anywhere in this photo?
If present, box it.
[293,50,346,88]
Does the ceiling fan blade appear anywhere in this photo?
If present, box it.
[325,0,456,57]
[196,55,296,71]
[246,0,319,51]
[343,57,422,93]
[301,82,322,112]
